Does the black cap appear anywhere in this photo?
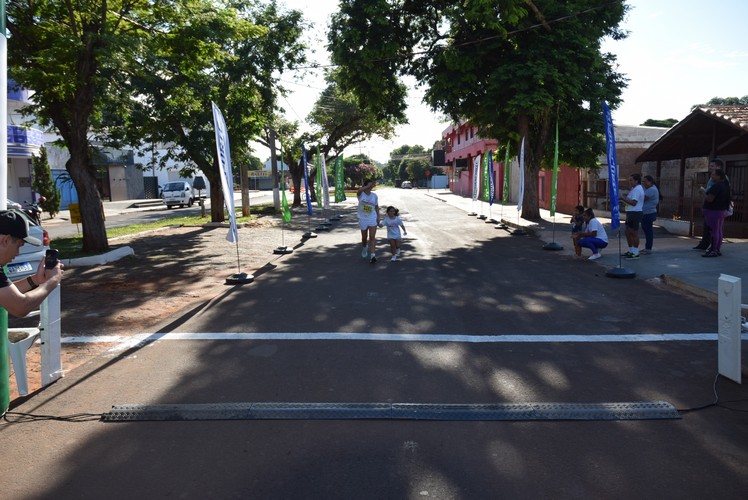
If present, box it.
[0,210,42,246]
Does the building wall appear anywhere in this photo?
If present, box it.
[539,165,579,215]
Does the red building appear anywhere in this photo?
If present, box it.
[442,121,580,215]
[442,122,499,199]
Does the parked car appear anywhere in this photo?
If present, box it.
[4,210,50,281]
[162,180,195,209]
[401,181,412,189]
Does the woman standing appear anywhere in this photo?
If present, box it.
[357,179,381,263]
[701,169,731,257]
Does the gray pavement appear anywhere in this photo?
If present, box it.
[3,189,745,499]
[45,190,748,303]
[428,190,748,304]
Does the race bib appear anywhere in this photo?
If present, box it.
[362,205,373,213]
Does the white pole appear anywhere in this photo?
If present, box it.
[1,2,8,210]
[718,274,742,384]
[40,288,63,387]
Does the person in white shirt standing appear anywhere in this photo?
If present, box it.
[357,179,381,263]
[621,173,644,259]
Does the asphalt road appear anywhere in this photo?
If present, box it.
[3,189,747,499]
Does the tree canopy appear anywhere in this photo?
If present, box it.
[125,0,307,222]
[7,0,308,251]
[281,71,399,207]
[7,0,155,252]
[330,0,629,219]
[694,96,748,109]
[383,145,433,184]
[641,118,678,128]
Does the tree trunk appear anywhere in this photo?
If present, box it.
[268,128,280,211]
[517,112,552,221]
[208,158,227,222]
[66,149,108,254]
[285,152,303,208]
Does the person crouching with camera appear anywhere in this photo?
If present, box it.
[0,210,63,317]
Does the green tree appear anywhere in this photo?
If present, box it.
[388,145,431,183]
[701,96,748,107]
[126,1,307,222]
[641,119,678,128]
[307,70,397,155]
[31,146,61,219]
[282,71,398,207]
[7,0,154,252]
[330,0,628,220]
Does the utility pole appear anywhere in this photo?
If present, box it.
[269,128,280,210]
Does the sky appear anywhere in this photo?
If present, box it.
[263,0,748,163]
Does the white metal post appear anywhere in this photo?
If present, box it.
[718,274,742,384]
[40,286,63,387]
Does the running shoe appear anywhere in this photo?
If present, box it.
[588,253,602,261]
[361,247,368,258]
[370,255,377,264]
[624,253,640,260]
[702,250,719,258]
[391,256,397,262]
[640,249,651,255]
[621,251,633,257]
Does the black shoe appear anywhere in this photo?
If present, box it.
[693,244,709,250]
[370,256,377,264]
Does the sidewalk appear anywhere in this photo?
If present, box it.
[42,198,188,226]
[429,190,748,304]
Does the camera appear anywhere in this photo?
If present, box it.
[45,248,59,269]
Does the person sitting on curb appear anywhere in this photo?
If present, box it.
[570,205,585,256]
[576,208,608,261]
[0,210,64,317]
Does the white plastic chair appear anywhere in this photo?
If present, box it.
[7,310,41,396]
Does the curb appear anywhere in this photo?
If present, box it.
[63,246,134,268]
[659,274,718,304]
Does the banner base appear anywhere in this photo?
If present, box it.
[543,242,563,251]
[605,267,636,279]
[225,273,254,285]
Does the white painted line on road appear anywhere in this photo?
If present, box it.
[60,332,748,352]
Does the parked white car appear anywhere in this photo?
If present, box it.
[162,180,196,209]
[401,181,412,189]
[4,210,49,281]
